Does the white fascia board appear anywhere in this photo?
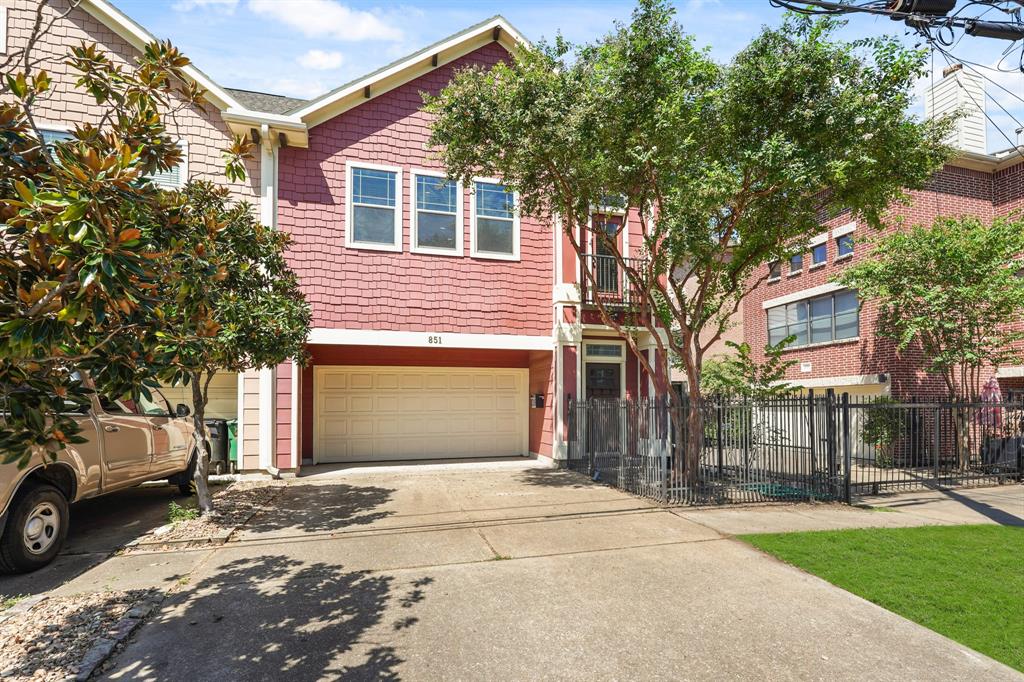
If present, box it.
[762,282,847,309]
[293,17,528,127]
[833,221,856,237]
[308,328,553,351]
[222,109,305,131]
[788,374,885,388]
[81,0,242,111]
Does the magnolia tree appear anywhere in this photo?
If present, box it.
[835,215,1024,401]
[0,7,244,468]
[425,0,950,482]
[153,181,310,512]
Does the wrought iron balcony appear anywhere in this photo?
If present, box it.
[580,253,645,309]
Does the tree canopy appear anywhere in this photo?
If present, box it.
[426,0,951,480]
[154,180,310,511]
[835,215,1024,400]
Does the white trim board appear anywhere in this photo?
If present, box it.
[762,282,848,309]
[808,232,829,247]
[833,221,856,237]
[996,366,1024,379]
[787,374,885,388]
[308,328,553,351]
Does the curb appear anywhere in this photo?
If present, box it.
[0,595,48,626]
[75,592,166,681]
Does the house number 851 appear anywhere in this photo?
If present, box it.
[427,335,442,344]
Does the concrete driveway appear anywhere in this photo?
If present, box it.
[91,461,1020,681]
[1,484,186,598]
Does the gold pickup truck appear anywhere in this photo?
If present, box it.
[0,391,196,573]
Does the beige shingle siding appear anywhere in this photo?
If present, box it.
[1,0,260,201]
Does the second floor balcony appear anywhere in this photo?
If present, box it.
[580,253,645,309]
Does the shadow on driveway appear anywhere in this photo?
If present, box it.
[1,484,186,598]
[241,482,395,536]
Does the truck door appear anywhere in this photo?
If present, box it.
[95,396,154,487]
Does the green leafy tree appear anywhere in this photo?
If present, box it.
[425,0,950,483]
[835,215,1024,401]
[699,338,797,400]
[153,181,310,512]
[0,6,249,469]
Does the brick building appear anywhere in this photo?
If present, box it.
[742,68,1024,401]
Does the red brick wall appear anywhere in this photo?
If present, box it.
[743,162,1024,399]
[278,42,553,336]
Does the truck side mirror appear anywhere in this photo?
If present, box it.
[175,403,191,417]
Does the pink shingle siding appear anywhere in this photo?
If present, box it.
[278,42,553,336]
[1,0,260,200]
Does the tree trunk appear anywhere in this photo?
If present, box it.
[684,380,703,488]
[190,375,214,514]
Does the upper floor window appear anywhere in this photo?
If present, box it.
[768,261,782,281]
[836,234,854,259]
[346,162,402,252]
[811,242,827,266]
[789,254,802,274]
[412,171,461,256]
[148,142,187,189]
[472,179,519,260]
[767,289,859,348]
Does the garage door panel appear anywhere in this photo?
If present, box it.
[315,365,528,463]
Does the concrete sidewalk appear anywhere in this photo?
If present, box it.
[89,464,1020,681]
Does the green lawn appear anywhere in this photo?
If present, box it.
[740,525,1024,672]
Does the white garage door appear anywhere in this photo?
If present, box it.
[314,366,528,463]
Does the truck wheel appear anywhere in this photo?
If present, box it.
[0,483,69,574]
[175,452,198,496]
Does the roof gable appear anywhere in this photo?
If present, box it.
[292,16,528,128]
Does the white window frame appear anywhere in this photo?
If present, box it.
[345,161,403,252]
[410,168,463,257]
[0,7,7,56]
[470,177,520,261]
[148,140,189,190]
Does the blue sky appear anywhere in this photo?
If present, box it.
[112,0,1024,152]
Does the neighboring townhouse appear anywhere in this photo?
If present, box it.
[236,18,668,470]
[0,0,302,471]
[743,66,1024,402]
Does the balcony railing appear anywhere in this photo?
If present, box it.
[581,253,645,308]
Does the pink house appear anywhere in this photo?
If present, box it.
[239,18,669,471]
[4,3,667,472]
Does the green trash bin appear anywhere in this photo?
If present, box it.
[226,418,238,472]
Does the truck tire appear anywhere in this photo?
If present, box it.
[0,483,70,574]
[174,452,198,496]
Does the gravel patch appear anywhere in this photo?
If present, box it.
[126,480,285,551]
[0,590,157,681]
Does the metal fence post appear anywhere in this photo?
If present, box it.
[933,406,941,483]
[842,393,851,503]
[716,402,724,479]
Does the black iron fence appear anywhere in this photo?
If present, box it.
[566,393,1023,505]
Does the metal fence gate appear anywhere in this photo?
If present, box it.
[566,393,1023,505]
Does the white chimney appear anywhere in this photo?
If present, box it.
[924,63,988,155]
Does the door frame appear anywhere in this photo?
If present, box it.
[312,365,529,464]
[582,340,626,401]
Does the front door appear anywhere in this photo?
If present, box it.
[586,363,621,401]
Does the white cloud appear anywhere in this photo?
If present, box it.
[298,49,345,70]
[173,0,238,12]
[247,0,403,42]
